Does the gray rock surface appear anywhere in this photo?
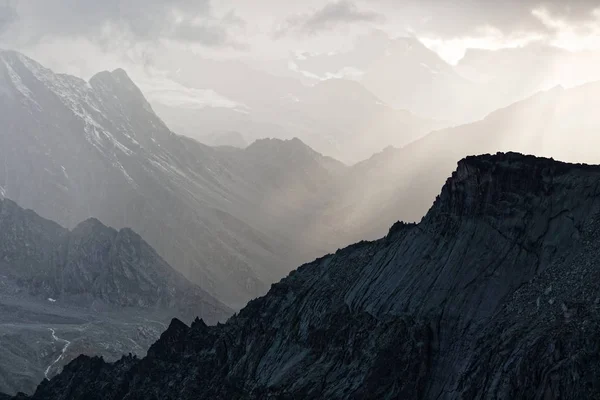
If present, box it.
[15,152,600,399]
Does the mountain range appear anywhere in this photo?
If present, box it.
[153,75,442,164]
[0,50,353,308]
[5,48,600,398]
[12,152,600,399]
[152,35,599,167]
[0,197,229,395]
[5,49,600,310]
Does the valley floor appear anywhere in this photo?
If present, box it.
[0,295,169,396]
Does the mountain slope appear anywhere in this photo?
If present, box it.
[17,153,600,399]
[0,197,229,395]
[0,50,358,307]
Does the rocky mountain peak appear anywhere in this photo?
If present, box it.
[69,217,112,236]
[426,152,600,224]
[145,318,190,359]
[89,68,154,115]
[245,137,342,168]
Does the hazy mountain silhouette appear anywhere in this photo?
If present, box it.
[151,51,442,164]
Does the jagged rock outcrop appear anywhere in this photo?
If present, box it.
[16,153,600,399]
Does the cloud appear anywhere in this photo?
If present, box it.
[275,1,384,37]
[0,1,17,34]
[1,0,245,48]
[372,0,600,39]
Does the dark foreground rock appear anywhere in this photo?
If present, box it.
[13,152,600,399]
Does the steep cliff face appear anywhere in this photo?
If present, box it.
[18,153,600,399]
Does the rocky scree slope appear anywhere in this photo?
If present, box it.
[14,152,600,399]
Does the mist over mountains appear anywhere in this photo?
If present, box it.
[147,32,600,155]
[0,50,341,308]
[3,3,600,396]
[347,81,600,233]
[153,70,443,164]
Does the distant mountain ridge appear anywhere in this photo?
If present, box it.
[336,80,600,242]
[0,197,228,318]
[153,73,443,164]
[0,50,349,307]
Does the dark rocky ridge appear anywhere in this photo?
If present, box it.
[15,152,600,399]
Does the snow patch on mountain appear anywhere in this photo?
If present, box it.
[11,52,139,184]
[2,57,40,109]
[420,63,439,75]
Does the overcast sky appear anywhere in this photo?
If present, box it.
[2,0,600,64]
[1,0,600,112]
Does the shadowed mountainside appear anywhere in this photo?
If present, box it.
[15,152,600,399]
